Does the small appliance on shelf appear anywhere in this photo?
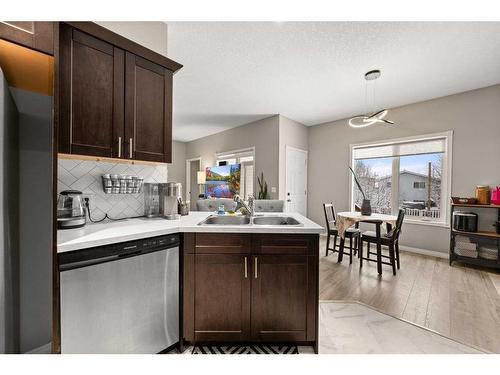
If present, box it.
[452,211,478,232]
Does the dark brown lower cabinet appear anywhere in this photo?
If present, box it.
[192,254,251,342]
[183,233,319,349]
[251,255,308,342]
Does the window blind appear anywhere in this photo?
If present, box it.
[353,137,446,160]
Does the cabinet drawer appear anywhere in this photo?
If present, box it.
[252,234,316,255]
[195,233,251,254]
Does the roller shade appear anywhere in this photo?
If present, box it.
[353,137,446,160]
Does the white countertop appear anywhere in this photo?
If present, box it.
[57,211,324,253]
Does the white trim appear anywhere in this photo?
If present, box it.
[319,233,449,259]
[25,342,51,354]
[399,245,449,260]
[404,219,450,228]
[185,157,202,202]
[284,145,308,215]
[216,146,255,159]
[349,130,453,149]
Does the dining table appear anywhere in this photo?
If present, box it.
[336,211,398,274]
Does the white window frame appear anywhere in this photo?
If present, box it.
[349,131,453,228]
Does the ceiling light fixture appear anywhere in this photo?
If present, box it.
[348,69,395,128]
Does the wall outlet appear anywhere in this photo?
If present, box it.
[82,193,95,210]
[271,187,277,193]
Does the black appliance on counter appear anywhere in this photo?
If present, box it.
[452,211,478,232]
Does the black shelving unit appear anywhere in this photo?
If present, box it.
[449,203,500,269]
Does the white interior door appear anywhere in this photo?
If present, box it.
[186,158,201,211]
[285,146,308,215]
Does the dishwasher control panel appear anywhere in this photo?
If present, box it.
[59,233,180,271]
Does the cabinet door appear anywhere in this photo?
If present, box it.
[192,254,251,342]
[0,21,53,54]
[125,52,172,162]
[251,255,308,342]
[58,25,124,157]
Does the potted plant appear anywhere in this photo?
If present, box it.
[257,172,269,199]
[349,166,371,216]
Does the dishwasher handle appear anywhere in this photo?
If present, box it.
[60,249,145,271]
[59,234,180,272]
[59,254,123,271]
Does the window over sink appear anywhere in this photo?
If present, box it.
[350,131,452,225]
[217,147,255,200]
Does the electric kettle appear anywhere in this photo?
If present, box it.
[57,190,86,229]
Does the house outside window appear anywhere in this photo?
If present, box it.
[350,132,452,224]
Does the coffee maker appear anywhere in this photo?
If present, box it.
[163,182,182,220]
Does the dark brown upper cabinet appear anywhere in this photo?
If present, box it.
[125,53,173,162]
[0,22,54,55]
[57,22,181,163]
[58,25,124,157]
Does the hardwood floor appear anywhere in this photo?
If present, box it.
[318,236,500,353]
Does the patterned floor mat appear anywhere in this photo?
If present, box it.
[191,344,299,354]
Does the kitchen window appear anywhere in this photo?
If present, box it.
[217,147,255,200]
[350,131,452,225]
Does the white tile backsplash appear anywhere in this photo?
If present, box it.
[57,159,168,219]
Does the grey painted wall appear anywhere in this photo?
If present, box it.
[10,87,53,352]
[96,22,168,56]
[184,115,280,199]
[308,84,500,253]
[168,141,186,187]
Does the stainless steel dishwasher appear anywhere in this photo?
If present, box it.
[59,234,180,354]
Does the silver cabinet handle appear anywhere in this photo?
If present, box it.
[244,257,248,279]
[118,137,122,158]
[129,138,133,159]
[254,257,258,279]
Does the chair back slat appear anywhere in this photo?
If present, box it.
[323,203,337,232]
[393,209,405,240]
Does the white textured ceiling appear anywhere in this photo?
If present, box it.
[167,22,500,142]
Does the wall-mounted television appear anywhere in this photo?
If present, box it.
[205,164,241,198]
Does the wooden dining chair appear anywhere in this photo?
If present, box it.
[359,209,405,275]
[323,203,360,264]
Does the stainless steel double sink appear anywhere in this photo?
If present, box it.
[198,215,302,226]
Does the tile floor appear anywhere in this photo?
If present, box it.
[319,301,484,354]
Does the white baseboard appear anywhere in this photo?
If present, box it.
[25,342,51,354]
[320,233,449,260]
[398,245,449,260]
